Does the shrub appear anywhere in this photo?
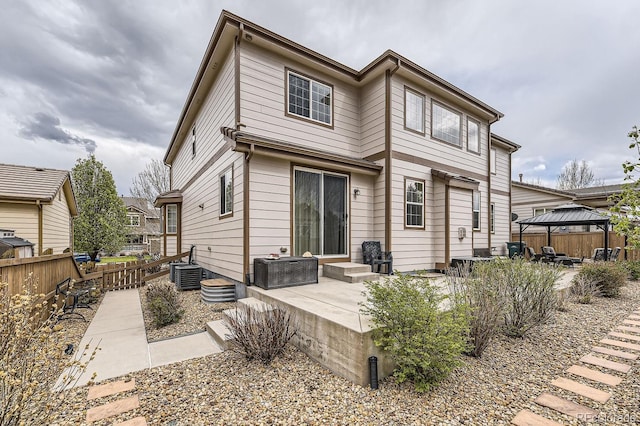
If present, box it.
[0,274,94,425]
[499,258,560,338]
[621,260,640,280]
[224,303,297,365]
[576,262,627,297]
[146,282,183,327]
[361,273,469,392]
[447,262,504,358]
[569,274,601,304]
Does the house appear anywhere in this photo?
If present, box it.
[157,10,520,283]
[0,229,34,259]
[512,181,623,232]
[120,197,162,254]
[0,163,78,255]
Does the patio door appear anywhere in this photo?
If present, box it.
[294,168,348,257]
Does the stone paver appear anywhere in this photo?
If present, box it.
[114,417,148,426]
[580,354,631,373]
[534,392,598,421]
[86,395,140,423]
[600,337,640,352]
[592,345,638,360]
[87,379,136,401]
[622,319,640,327]
[617,325,640,334]
[566,365,623,386]
[512,409,562,426]
[551,377,611,403]
[609,331,640,343]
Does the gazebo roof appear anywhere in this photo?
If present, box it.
[517,203,609,227]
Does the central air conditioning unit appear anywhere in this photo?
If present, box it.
[175,265,202,290]
[169,262,189,282]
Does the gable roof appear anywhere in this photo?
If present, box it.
[121,196,159,219]
[164,10,503,164]
[512,181,624,206]
[0,163,78,216]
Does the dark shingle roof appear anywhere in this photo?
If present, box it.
[518,203,610,226]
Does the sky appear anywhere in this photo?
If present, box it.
[1,0,639,194]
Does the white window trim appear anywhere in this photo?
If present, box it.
[127,214,140,227]
[533,207,547,216]
[191,125,196,158]
[431,101,462,147]
[220,167,233,218]
[467,118,480,154]
[405,178,425,229]
[286,70,333,126]
[473,191,481,231]
[404,86,425,135]
[166,204,177,234]
[490,203,495,234]
[490,148,497,174]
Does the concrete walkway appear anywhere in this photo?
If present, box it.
[64,289,222,388]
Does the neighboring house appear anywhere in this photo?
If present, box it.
[0,229,34,259]
[121,196,162,254]
[0,163,78,255]
[511,181,623,232]
[156,10,519,282]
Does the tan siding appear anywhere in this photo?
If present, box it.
[490,146,511,193]
[0,203,39,252]
[172,49,236,190]
[360,76,386,157]
[181,153,244,282]
[165,236,178,256]
[449,187,473,258]
[512,185,573,228]
[248,156,291,275]
[351,174,375,263]
[390,76,490,179]
[473,181,490,250]
[42,188,72,253]
[390,159,433,271]
[432,180,446,265]
[239,43,361,157]
[491,194,511,256]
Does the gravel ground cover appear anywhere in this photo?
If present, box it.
[50,280,640,425]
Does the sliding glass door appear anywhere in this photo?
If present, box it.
[294,168,348,257]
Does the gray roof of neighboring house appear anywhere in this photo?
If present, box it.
[122,196,159,219]
[571,184,624,199]
[0,163,71,202]
[0,236,34,248]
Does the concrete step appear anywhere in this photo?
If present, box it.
[566,365,622,386]
[512,409,562,426]
[342,271,380,283]
[238,297,275,312]
[88,379,136,401]
[551,376,611,403]
[323,262,374,281]
[206,320,233,350]
[86,395,140,423]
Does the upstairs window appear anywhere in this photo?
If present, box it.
[432,102,461,146]
[490,203,495,234]
[220,167,233,217]
[166,204,177,234]
[533,207,547,216]
[473,191,481,230]
[467,119,479,153]
[287,70,332,125]
[405,178,425,228]
[127,214,140,227]
[404,87,425,134]
[191,126,196,158]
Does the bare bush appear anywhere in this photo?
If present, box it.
[224,303,297,365]
[447,262,503,358]
[0,274,95,426]
[570,274,601,304]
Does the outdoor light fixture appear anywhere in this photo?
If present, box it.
[353,188,361,198]
[198,203,204,209]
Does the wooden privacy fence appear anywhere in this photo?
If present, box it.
[0,251,191,300]
[96,251,189,291]
[0,253,83,302]
[511,231,640,261]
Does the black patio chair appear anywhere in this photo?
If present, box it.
[541,246,581,266]
[526,247,543,262]
[55,277,91,321]
[362,241,393,275]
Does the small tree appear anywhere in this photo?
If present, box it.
[610,125,640,248]
[129,159,170,207]
[72,155,127,260]
[556,159,604,190]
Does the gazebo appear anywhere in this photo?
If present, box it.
[517,203,611,260]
